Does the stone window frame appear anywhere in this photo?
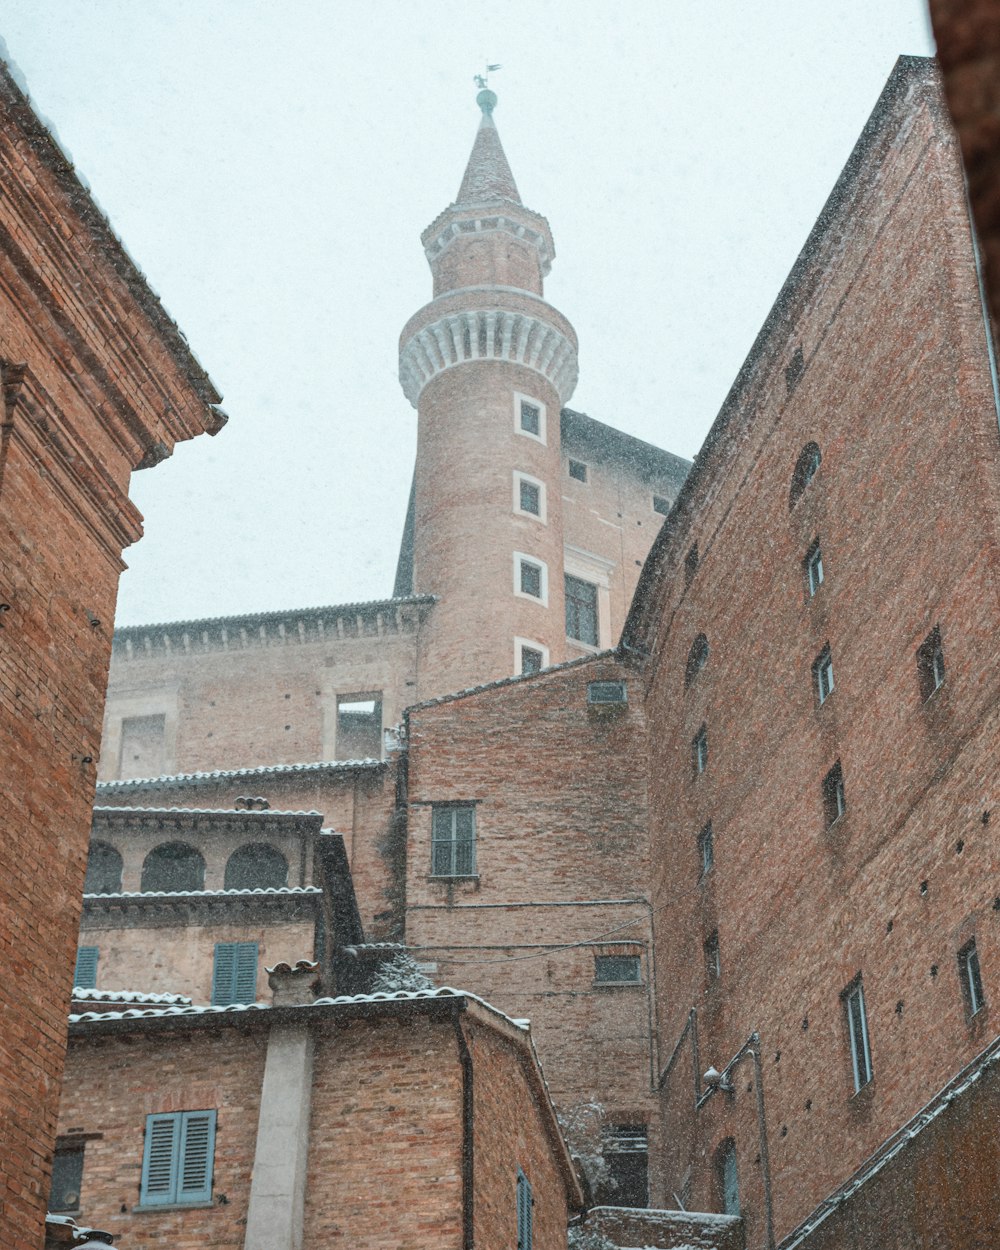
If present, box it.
[564,544,613,652]
[514,391,547,445]
[513,552,549,606]
[958,938,985,1018]
[842,975,873,1093]
[512,470,547,523]
[514,637,549,676]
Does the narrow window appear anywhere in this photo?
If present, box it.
[716,1139,740,1215]
[958,940,985,1017]
[822,761,845,827]
[565,574,599,647]
[516,1168,533,1250]
[684,543,700,583]
[843,978,873,1091]
[336,692,383,759]
[685,634,709,687]
[790,442,822,508]
[705,931,721,983]
[520,646,544,675]
[917,626,945,701]
[519,479,540,515]
[813,645,834,704]
[49,1141,85,1213]
[140,1110,216,1207]
[73,946,99,990]
[519,559,542,599]
[568,458,588,482]
[653,495,671,516]
[603,1125,649,1208]
[698,822,714,877]
[520,400,540,436]
[692,724,708,776]
[211,942,259,1006]
[594,955,641,983]
[805,540,824,597]
[431,805,477,877]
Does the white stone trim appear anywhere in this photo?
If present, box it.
[423,213,554,275]
[513,470,547,523]
[564,545,614,652]
[400,309,578,407]
[513,551,549,607]
[514,637,550,675]
[514,392,547,445]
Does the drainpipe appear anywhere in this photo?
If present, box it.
[699,1032,775,1250]
[451,1006,475,1249]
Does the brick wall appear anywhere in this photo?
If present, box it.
[0,62,220,1249]
[630,60,1000,1242]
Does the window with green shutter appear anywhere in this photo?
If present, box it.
[516,1168,533,1250]
[73,947,99,989]
[211,941,259,1005]
[140,1110,216,1207]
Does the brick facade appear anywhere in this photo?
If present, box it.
[0,55,222,1250]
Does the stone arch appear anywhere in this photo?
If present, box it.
[84,841,123,894]
[224,843,289,891]
[140,841,206,893]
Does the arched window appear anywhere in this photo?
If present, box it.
[224,843,289,891]
[789,442,822,508]
[685,634,709,687]
[84,842,123,894]
[715,1138,740,1216]
[140,842,205,893]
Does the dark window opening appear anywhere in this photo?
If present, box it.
[520,560,543,599]
[705,930,721,983]
[685,634,709,687]
[917,626,945,702]
[601,1125,649,1208]
[224,843,289,890]
[693,724,708,775]
[140,842,206,893]
[587,680,626,705]
[520,646,544,675]
[49,1143,85,1213]
[516,1168,533,1250]
[790,442,822,509]
[594,955,641,983]
[959,939,985,1017]
[843,977,873,1091]
[336,692,382,760]
[520,400,540,436]
[84,841,122,894]
[716,1139,740,1215]
[519,478,541,516]
[823,761,846,827]
[568,458,588,482]
[698,822,714,877]
[805,539,824,597]
[565,575,599,646]
[684,543,699,582]
[813,645,834,704]
[653,495,671,516]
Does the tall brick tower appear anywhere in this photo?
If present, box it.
[399,86,579,697]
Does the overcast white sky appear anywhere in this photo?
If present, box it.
[2,2,934,625]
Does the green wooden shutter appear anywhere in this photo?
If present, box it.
[233,942,259,1003]
[211,943,236,1005]
[141,1113,181,1205]
[73,947,99,989]
[178,1110,216,1203]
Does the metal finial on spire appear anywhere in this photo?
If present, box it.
[473,63,502,116]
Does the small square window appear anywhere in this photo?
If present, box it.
[805,540,824,597]
[822,760,845,826]
[520,401,540,436]
[917,626,945,701]
[843,978,872,1091]
[705,931,721,983]
[568,459,588,482]
[958,939,985,1017]
[813,646,834,704]
[653,495,671,516]
[49,1143,85,1213]
[594,955,641,983]
[431,805,477,877]
[520,560,542,598]
[519,479,541,516]
[692,725,708,775]
[698,822,714,877]
[521,646,544,675]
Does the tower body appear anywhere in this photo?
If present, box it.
[399,91,579,697]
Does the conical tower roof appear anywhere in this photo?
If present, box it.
[456,88,521,204]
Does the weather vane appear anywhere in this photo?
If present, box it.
[474,64,502,90]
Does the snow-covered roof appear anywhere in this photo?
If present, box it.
[93,803,322,818]
[96,758,386,793]
[83,886,322,902]
[71,988,193,1005]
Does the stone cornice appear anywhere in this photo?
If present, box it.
[400,305,578,407]
[421,202,555,276]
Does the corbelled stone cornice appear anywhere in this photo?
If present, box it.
[400,304,578,407]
